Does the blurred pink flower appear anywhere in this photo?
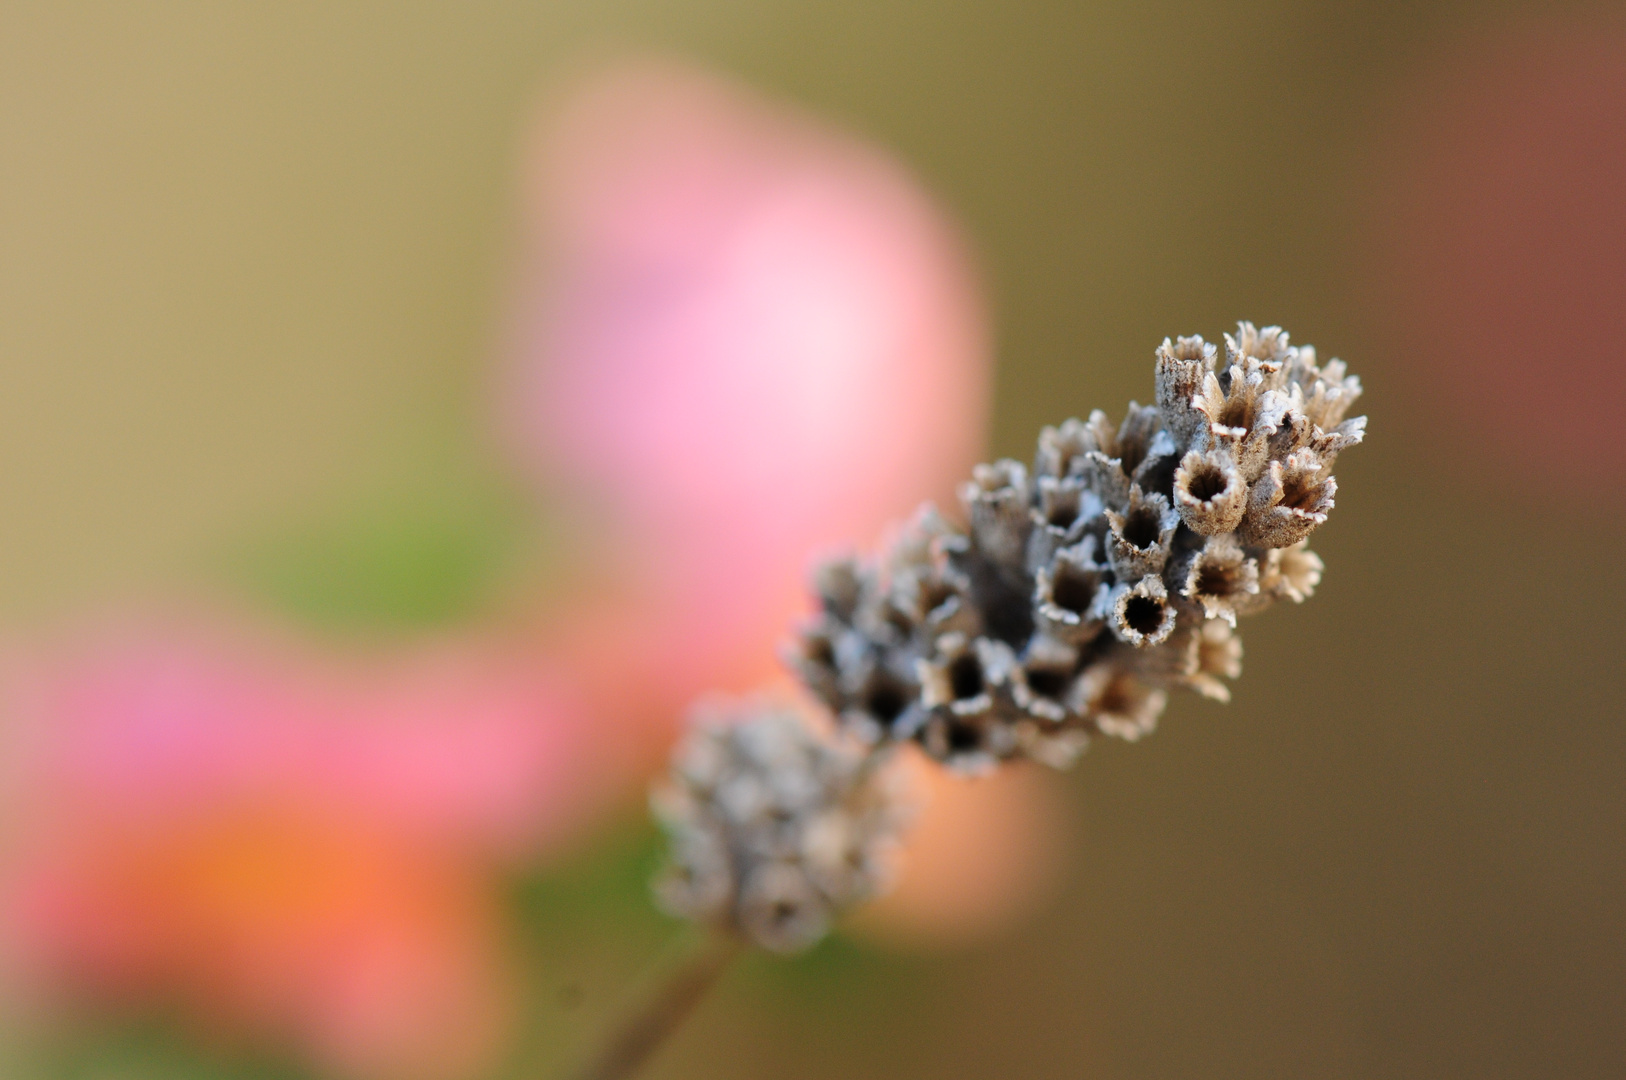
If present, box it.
[503,59,991,729]
[0,618,595,1080]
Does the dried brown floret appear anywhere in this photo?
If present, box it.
[813,556,869,622]
[1172,446,1248,535]
[1258,540,1323,603]
[840,652,922,745]
[1179,619,1244,702]
[1033,537,1110,644]
[888,563,980,640]
[1026,474,1101,572]
[1074,661,1167,742]
[1155,335,1218,447]
[961,459,1033,574]
[1105,485,1179,581]
[1283,344,1363,429]
[1113,402,1164,479]
[784,615,850,709]
[1225,321,1294,371]
[918,633,1017,719]
[1181,533,1261,626]
[1107,574,1178,648]
[1012,721,1092,769]
[1034,416,1103,479]
[1193,365,1292,482]
[1239,449,1336,548]
[1012,632,1081,724]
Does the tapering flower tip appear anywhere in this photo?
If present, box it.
[961,459,1033,572]
[1181,619,1243,702]
[1260,541,1323,603]
[1239,449,1336,548]
[1104,486,1179,580]
[1181,534,1261,626]
[1034,416,1103,480]
[1034,537,1109,643]
[1172,447,1248,535]
[813,556,869,622]
[1107,574,1177,647]
[1074,661,1167,742]
[652,699,908,953]
[1225,322,1292,372]
[1012,632,1081,724]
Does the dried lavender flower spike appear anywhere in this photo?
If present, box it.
[652,699,908,954]
[783,322,1365,769]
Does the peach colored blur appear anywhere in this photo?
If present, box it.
[1367,12,1626,479]
[504,59,991,732]
[0,619,594,1080]
[853,750,1073,947]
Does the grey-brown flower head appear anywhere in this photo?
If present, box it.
[653,699,908,953]
[784,322,1365,768]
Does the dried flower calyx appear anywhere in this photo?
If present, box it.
[787,323,1364,772]
[652,699,908,953]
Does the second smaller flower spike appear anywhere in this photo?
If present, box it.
[786,323,1365,768]
[652,699,908,953]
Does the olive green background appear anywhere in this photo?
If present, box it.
[1,2,1621,1078]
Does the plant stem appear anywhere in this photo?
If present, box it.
[568,931,742,1080]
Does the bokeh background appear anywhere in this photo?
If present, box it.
[2,1,1623,1078]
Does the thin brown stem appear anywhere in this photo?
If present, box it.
[567,930,743,1080]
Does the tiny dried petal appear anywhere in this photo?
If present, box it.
[1181,534,1261,626]
[1107,575,1177,648]
[1172,447,1247,535]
